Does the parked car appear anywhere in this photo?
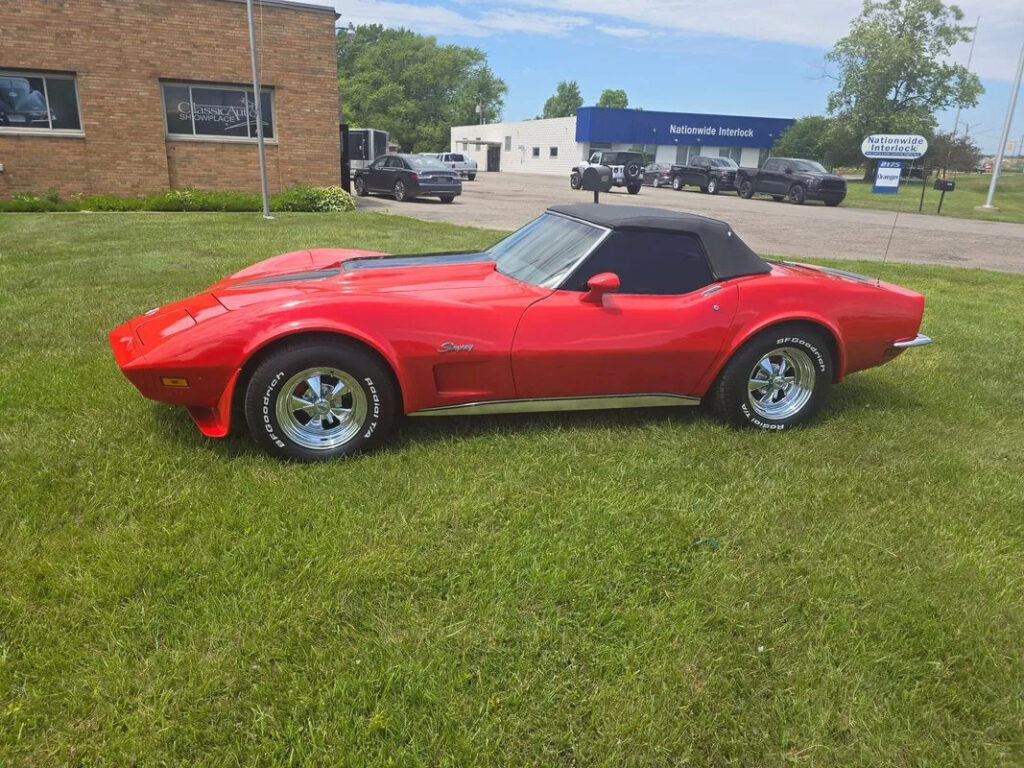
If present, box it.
[353,154,462,203]
[643,162,673,187]
[736,158,847,205]
[669,156,739,194]
[570,151,644,194]
[0,75,52,127]
[436,152,478,180]
[110,203,930,461]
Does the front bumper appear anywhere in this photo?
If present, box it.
[892,333,932,349]
[806,188,847,202]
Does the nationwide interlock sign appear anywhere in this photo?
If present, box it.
[860,134,928,160]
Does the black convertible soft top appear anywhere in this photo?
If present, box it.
[548,203,771,280]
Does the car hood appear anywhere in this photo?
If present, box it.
[209,248,521,310]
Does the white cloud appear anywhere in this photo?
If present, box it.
[330,0,589,37]
[595,25,652,39]
[321,0,1024,81]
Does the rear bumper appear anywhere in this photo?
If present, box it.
[415,180,463,197]
[892,333,932,349]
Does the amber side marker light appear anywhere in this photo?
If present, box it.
[161,377,190,388]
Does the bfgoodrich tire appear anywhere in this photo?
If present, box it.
[710,324,833,431]
[570,171,582,190]
[244,340,397,461]
[626,184,641,195]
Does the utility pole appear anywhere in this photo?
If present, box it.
[980,41,1024,210]
[247,0,272,219]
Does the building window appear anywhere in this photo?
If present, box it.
[0,71,81,132]
[505,136,512,151]
[532,147,540,157]
[718,146,743,163]
[162,82,274,140]
[549,146,558,158]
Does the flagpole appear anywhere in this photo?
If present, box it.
[247,0,272,219]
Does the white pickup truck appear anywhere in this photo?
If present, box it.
[436,152,478,181]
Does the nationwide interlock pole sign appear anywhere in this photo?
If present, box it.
[861,134,928,195]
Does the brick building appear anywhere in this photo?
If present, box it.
[0,0,341,198]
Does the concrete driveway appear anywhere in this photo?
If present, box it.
[356,172,1024,274]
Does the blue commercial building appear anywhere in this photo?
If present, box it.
[450,107,795,175]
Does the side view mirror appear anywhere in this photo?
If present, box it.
[581,272,620,304]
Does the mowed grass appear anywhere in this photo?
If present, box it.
[841,171,1024,223]
[1,212,1022,767]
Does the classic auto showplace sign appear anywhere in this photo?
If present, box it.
[860,134,928,160]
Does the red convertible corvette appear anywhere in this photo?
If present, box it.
[110,204,931,461]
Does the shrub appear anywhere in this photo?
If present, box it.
[272,185,355,213]
[0,186,355,213]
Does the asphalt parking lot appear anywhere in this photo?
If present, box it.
[357,172,1024,274]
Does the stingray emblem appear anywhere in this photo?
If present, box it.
[438,341,474,353]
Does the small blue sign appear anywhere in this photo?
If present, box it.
[873,160,902,194]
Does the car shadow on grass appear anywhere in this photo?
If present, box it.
[148,375,915,459]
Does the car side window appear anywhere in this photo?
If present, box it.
[590,153,600,164]
[763,159,778,171]
[369,157,387,169]
[562,231,714,296]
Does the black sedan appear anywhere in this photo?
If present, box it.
[643,162,673,187]
[353,154,462,203]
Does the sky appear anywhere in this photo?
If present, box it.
[309,0,1024,154]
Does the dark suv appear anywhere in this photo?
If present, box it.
[735,158,846,206]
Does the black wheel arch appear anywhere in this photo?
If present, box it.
[232,330,405,433]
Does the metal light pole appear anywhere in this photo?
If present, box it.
[247,0,272,219]
[981,41,1024,210]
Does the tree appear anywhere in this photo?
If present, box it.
[542,81,583,119]
[772,115,863,167]
[337,25,507,152]
[825,0,983,140]
[449,64,507,128]
[924,131,982,171]
[596,89,628,109]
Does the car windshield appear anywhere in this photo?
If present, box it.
[485,213,606,289]
[710,158,738,168]
[406,156,447,170]
[792,159,827,172]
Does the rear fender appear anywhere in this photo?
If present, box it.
[697,312,846,395]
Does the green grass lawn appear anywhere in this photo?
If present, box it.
[840,171,1024,223]
[1,212,1022,766]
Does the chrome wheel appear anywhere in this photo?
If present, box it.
[275,367,367,450]
[394,181,406,201]
[747,347,816,420]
